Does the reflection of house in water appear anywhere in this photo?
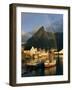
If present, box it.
[49,50,54,63]
[54,49,63,55]
[22,46,56,64]
[59,49,63,54]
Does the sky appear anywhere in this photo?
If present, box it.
[21,12,63,33]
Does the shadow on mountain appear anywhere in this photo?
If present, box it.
[23,26,63,51]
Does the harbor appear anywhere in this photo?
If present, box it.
[21,46,63,77]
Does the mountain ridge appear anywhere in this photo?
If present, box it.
[24,26,62,50]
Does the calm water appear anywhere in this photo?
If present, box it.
[21,55,63,77]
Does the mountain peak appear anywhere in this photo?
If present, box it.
[33,26,46,37]
[37,26,45,32]
[24,25,63,50]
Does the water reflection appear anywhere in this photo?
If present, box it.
[22,55,63,77]
[45,66,56,75]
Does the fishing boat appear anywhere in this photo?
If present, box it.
[44,60,56,68]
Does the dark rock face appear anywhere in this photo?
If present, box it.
[23,26,63,51]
